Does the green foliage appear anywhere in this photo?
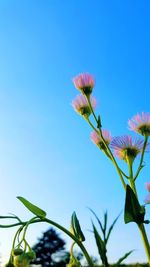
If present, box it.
[90,209,133,266]
[115,250,134,266]
[71,212,85,242]
[17,196,46,218]
[92,223,107,265]
[124,186,145,225]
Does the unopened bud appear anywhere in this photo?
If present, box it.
[14,254,30,267]
[12,249,24,256]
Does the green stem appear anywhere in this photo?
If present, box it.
[0,217,95,267]
[86,117,126,190]
[9,226,24,263]
[70,242,75,256]
[129,179,138,198]
[22,217,37,240]
[129,178,150,264]
[86,96,150,264]
[134,136,148,181]
[138,224,150,264]
[127,161,138,198]
[43,218,95,267]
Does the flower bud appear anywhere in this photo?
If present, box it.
[12,249,24,256]
[73,73,95,96]
[14,254,30,267]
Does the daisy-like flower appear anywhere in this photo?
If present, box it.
[73,73,95,95]
[91,130,112,150]
[128,112,150,137]
[110,135,144,163]
[72,94,96,117]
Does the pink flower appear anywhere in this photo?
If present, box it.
[73,73,95,95]
[144,193,150,204]
[128,112,150,136]
[72,94,96,117]
[91,130,112,149]
[145,182,150,192]
[110,135,144,162]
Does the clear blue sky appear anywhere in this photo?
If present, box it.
[0,0,150,264]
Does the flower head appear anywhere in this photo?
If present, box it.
[91,130,112,150]
[110,135,144,163]
[128,112,150,137]
[73,73,95,95]
[72,94,96,117]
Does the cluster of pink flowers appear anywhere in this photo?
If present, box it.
[71,72,150,263]
[72,73,150,159]
[72,72,150,204]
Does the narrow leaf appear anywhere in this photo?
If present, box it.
[92,223,107,265]
[88,207,104,234]
[106,212,121,244]
[103,211,108,235]
[17,196,46,218]
[124,185,145,224]
[71,212,85,241]
[115,250,134,266]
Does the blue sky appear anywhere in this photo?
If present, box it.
[0,0,150,264]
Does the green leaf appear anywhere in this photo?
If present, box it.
[124,185,145,224]
[92,223,108,265]
[103,211,108,236]
[17,196,46,218]
[115,250,134,266]
[71,212,85,242]
[106,212,121,244]
[88,207,104,234]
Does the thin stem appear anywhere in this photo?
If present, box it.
[43,218,95,267]
[9,226,24,263]
[134,136,148,181]
[127,161,138,198]
[86,96,150,264]
[70,242,75,256]
[86,117,126,190]
[128,177,150,264]
[0,217,95,267]
[119,169,129,179]
[138,224,150,264]
[129,179,138,198]
[22,217,37,241]
[86,95,98,123]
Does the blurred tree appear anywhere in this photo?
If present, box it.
[31,228,70,267]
